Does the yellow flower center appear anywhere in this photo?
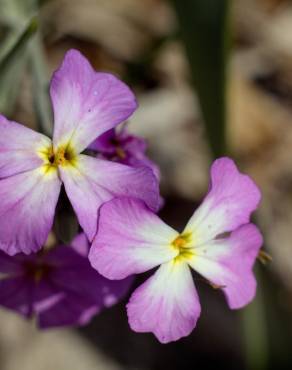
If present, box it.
[39,143,78,174]
[48,145,76,167]
[172,233,194,262]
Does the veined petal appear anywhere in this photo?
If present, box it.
[51,49,137,153]
[127,261,201,343]
[0,115,51,178]
[60,155,160,241]
[0,168,61,255]
[89,197,178,279]
[188,224,263,309]
[184,158,261,245]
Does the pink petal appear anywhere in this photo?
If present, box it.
[184,157,261,245]
[0,168,61,255]
[71,232,90,257]
[0,115,51,178]
[89,197,177,279]
[127,261,201,343]
[50,49,137,153]
[60,155,160,241]
[188,224,263,309]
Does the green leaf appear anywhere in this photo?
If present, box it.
[170,0,231,158]
[0,15,37,70]
[0,16,38,115]
[29,34,53,136]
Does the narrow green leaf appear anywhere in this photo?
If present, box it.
[0,16,38,114]
[170,0,231,158]
[29,34,53,136]
[0,16,37,70]
[242,268,269,370]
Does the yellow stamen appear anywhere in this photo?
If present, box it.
[209,282,226,290]
[51,144,77,167]
[38,142,78,175]
[172,233,194,262]
[257,250,272,265]
[173,236,187,249]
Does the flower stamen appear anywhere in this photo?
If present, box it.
[40,143,77,173]
[172,233,193,262]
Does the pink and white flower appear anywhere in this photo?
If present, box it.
[89,158,263,343]
[0,49,160,255]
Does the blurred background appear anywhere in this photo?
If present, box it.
[0,0,292,369]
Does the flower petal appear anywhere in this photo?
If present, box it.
[38,246,133,328]
[71,232,90,257]
[32,277,96,328]
[90,127,160,180]
[0,168,61,255]
[184,157,261,245]
[32,279,64,318]
[89,197,178,279]
[0,250,24,274]
[127,261,201,343]
[188,224,263,309]
[47,246,133,309]
[0,277,34,317]
[60,155,160,241]
[0,115,51,178]
[50,49,137,153]
[38,293,98,328]
[88,128,117,153]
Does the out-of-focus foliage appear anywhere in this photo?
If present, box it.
[171,0,230,158]
[0,0,52,133]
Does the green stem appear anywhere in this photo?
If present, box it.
[241,269,269,370]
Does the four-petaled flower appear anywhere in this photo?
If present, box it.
[0,233,132,327]
[89,158,263,343]
[0,49,160,255]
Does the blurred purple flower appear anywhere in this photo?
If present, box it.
[0,233,133,328]
[0,49,160,255]
[89,126,160,180]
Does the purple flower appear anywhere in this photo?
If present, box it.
[89,126,160,180]
[0,233,132,328]
[0,49,160,255]
[89,158,263,343]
